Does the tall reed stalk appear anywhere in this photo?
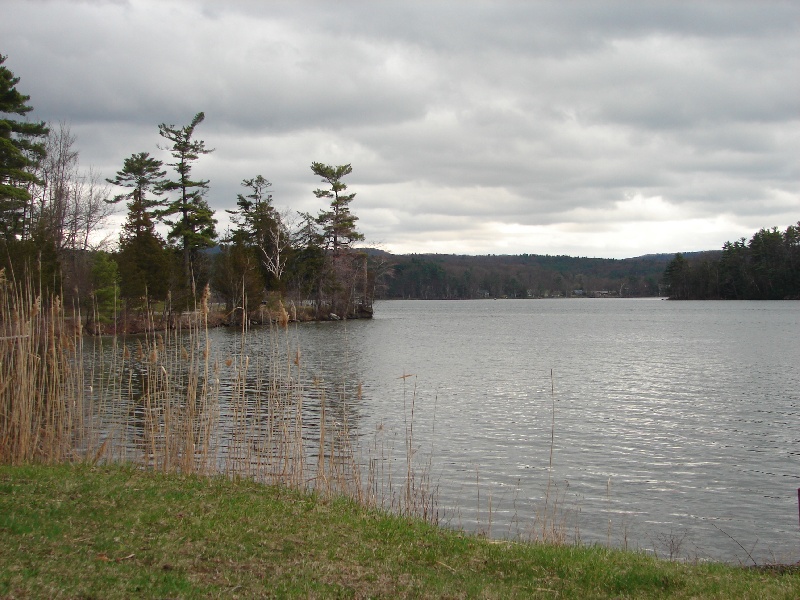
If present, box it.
[0,271,87,465]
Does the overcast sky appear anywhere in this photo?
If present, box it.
[3,0,798,258]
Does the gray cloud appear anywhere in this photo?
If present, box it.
[2,0,797,258]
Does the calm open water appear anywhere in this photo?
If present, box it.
[210,298,799,563]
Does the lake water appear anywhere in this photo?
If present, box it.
[206,298,800,564]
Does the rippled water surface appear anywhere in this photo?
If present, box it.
[209,299,800,563]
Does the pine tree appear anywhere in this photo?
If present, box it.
[0,54,48,241]
[285,211,326,305]
[157,112,217,284]
[311,162,364,256]
[106,152,165,215]
[90,251,119,324]
[310,162,369,318]
[106,152,170,301]
[116,190,170,301]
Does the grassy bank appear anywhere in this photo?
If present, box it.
[1,464,798,599]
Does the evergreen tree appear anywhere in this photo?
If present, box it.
[106,151,165,213]
[107,152,170,301]
[310,163,370,318]
[666,222,800,300]
[157,112,216,284]
[0,54,48,241]
[227,175,289,286]
[311,162,363,255]
[663,253,690,300]
[748,227,785,299]
[211,242,264,320]
[90,251,119,324]
[116,198,170,302]
[719,239,751,299]
[231,175,272,224]
[784,222,800,295]
[284,211,326,305]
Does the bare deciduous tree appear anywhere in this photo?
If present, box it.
[259,207,292,282]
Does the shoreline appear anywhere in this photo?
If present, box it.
[83,304,374,336]
[2,463,798,598]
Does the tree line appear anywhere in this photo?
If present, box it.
[662,223,800,300]
[0,54,374,327]
[7,53,795,316]
[377,253,666,299]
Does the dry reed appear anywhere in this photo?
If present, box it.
[0,275,438,523]
[0,273,87,465]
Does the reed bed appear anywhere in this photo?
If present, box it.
[0,275,438,523]
[0,271,87,465]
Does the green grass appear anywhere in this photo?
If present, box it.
[1,465,798,599]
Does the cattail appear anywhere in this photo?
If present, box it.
[277,301,289,328]
[201,283,210,316]
[61,334,74,352]
[293,348,301,366]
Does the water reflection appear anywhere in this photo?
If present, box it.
[85,323,395,503]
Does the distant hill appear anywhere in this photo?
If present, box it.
[635,250,722,262]
[363,250,712,299]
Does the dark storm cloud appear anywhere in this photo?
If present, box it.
[1,0,797,257]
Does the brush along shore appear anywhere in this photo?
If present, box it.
[84,300,373,336]
[1,464,798,599]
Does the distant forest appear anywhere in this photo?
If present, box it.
[662,223,800,300]
[372,251,676,299]
[374,219,800,302]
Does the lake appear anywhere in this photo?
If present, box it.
[207,298,799,564]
